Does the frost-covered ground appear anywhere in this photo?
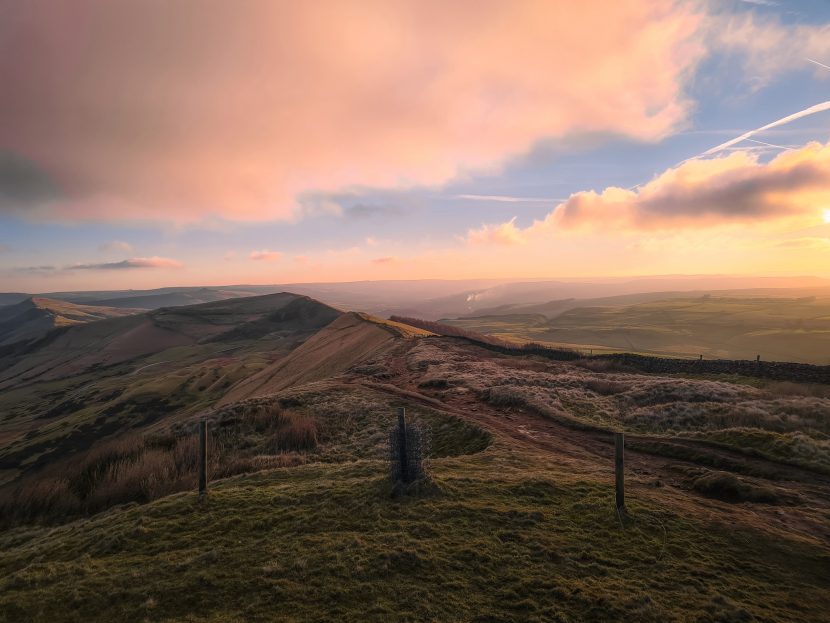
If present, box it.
[407,340,830,473]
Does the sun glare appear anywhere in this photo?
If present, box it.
[824,209,830,224]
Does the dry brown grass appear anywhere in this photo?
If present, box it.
[406,338,830,471]
[764,380,830,399]
[0,405,319,526]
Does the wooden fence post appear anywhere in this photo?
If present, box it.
[398,407,409,483]
[614,432,625,512]
[199,419,207,495]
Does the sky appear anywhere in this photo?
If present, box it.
[1,0,830,292]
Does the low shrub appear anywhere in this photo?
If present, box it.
[691,471,781,504]
[0,405,319,527]
[583,378,627,396]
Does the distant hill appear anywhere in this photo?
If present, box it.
[0,297,142,347]
[78,287,279,310]
[443,294,830,364]
[5,276,830,318]
[0,293,30,307]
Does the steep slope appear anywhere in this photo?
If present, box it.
[222,312,430,402]
[0,293,349,484]
[0,293,339,389]
[0,297,142,347]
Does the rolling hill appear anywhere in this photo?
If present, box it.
[7,276,830,319]
[0,292,440,492]
[0,297,142,347]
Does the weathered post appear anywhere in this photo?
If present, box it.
[199,419,207,495]
[398,407,409,483]
[614,432,625,512]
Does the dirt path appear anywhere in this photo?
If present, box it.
[346,341,830,548]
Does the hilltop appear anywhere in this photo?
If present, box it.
[0,297,142,347]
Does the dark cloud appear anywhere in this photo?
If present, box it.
[637,160,828,219]
[549,142,830,231]
[69,257,182,270]
[344,203,405,219]
[296,190,408,220]
[14,265,56,273]
[0,152,60,211]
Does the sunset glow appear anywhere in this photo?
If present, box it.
[1,1,830,290]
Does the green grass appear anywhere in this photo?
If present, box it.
[1,448,828,622]
[2,376,828,621]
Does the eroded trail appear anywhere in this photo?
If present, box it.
[347,338,830,548]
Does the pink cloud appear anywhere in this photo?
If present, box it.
[534,141,830,233]
[0,1,704,223]
[371,256,400,265]
[249,249,282,261]
[465,140,830,248]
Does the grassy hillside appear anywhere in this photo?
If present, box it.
[221,312,422,403]
[1,395,827,622]
[0,294,344,486]
[0,297,142,346]
[443,295,830,364]
[3,297,830,621]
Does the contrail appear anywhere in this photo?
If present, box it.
[806,58,830,71]
[452,194,565,203]
[744,138,791,150]
[700,101,830,157]
[627,102,830,191]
